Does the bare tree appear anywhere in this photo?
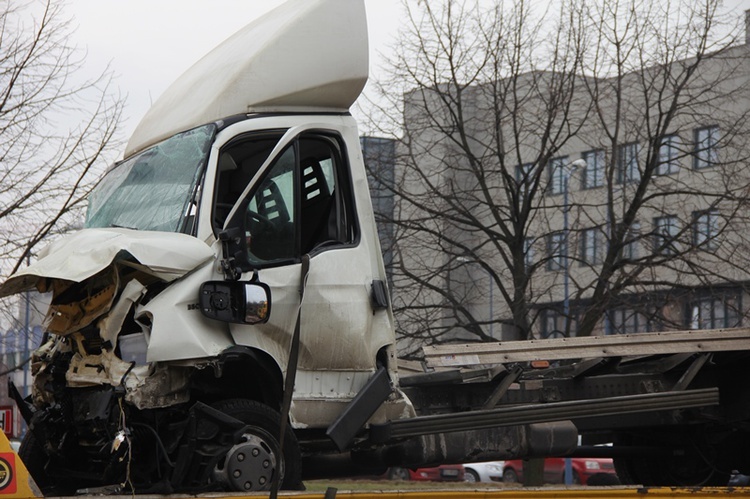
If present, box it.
[567,0,750,339]
[0,0,124,330]
[363,0,749,356]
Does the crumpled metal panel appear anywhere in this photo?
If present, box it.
[0,227,214,299]
[138,260,235,362]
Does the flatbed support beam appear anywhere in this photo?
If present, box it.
[424,328,750,367]
[369,388,718,443]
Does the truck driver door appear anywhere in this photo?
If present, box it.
[214,127,380,394]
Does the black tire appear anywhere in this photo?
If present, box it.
[387,467,411,480]
[614,456,728,487]
[18,430,78,496]
[464,468,480,482]
[211,399,302,491]
[586,473,620,486]
[613,430,729,486]
[18,431,51,492]
[503,467,519,483]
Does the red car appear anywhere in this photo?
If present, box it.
[387,464,465,481]
[503,458,618,485]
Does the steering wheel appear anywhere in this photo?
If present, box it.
[247,210,274,232]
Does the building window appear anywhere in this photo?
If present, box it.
[580,227,603,265]
[657,134,680,175]
[694,126,719,169]
[693,209,720,250]
[582,149,605,189]
[524,237,535,270]
[548,157,567,195]
[653,215,679,255]
[688,294,741,330]
[547,231,565,271]
[606,308,651,334]
[617,142,640,183]
[541,309,577,338]
[620,221,640,261]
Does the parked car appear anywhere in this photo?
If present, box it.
[503,458,618,485]
[729,472,750,486]
[463,461,505,483]
[387,464,465,481]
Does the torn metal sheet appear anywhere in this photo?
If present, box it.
[97,279,147,348]
[44,267,119,336]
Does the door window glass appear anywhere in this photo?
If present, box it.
[247,147,297,264]
[214,131,357,268]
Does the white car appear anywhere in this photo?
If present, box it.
[463,461,505,483]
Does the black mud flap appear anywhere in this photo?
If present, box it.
[326,366,392,451]
[8,380,34,424]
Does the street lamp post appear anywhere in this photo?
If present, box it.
[562,159,586,335]
[562,158,585,485]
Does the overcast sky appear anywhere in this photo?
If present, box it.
[65,0,750,149]
[66,0,401,141]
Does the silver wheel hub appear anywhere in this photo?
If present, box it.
[215,431,280,491]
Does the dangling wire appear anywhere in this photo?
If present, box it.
[117,376,135,498]
[117,397,135,496]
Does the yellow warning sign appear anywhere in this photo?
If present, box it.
[0,433,39,498]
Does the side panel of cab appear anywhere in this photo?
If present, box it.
[197,115,397,428]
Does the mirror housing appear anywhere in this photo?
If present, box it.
[199,280,271,324]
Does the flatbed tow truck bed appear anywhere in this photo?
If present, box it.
[7,329,750,498]
[3,427,749,499]
[8,329,750,498]
[0,390,750,499]
[2,440,748,497]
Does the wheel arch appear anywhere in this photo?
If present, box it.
[191,346,284,410]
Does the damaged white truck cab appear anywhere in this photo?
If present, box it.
[26,115,402,416]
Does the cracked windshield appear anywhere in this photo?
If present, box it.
[85,124,216,232]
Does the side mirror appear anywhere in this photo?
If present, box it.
[199,281,271,324]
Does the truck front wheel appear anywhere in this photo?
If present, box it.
[18,431,55,494]
[211,399,302,491]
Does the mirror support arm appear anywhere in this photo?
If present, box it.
[219,228,244,281]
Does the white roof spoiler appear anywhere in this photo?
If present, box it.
[125,0,368,158]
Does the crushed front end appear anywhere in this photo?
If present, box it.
[12,254,211,494]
